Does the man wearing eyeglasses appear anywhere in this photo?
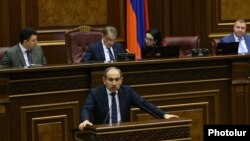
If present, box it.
[79,67,179,130]
[80,26,125,62]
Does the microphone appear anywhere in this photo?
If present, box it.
[103,93,120,124]
[133,97,161,119]
[125,49,130,53]
[103,104,112,124]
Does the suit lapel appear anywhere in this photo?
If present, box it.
[31,48,37,64]
[229,34,235,42]
[117,89,124,121]
[113,45,118,58]
[99,86,109,115]
[16,46,26,66]
[98,42,105,60]
[243,35,250,52]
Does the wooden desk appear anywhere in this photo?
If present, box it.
[74,118,191,141]
[0,55,250,141]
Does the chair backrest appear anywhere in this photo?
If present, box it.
[65,25,104,63]
[162,36,200,57]
[210,38,221,55]
[0,47,9,61]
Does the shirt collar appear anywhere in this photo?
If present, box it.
[19,43,29,53]
[234,34,244,41]
[106,87,118,95]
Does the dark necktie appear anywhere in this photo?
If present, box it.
[111,92,117,123]
[26,50,32,64]
[108,48,115,61]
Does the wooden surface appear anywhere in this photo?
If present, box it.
[0,55,250,141]
[74,118,191,141]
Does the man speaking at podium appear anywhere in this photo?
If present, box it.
[79,67,179,130]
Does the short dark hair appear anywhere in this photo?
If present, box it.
[19,27,37,43]
[147,28,162,46]
[103,67,122,78]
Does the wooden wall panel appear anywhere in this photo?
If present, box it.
[221,0,250,20]
[131,89,219,141]
[209,0,250,37]
[41,44,67,64]
[148,0,201,36]
[0,0,10,46]
[20,102,78,141]
[37,0,107,27]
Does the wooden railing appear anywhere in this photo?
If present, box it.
[73,118,192,141]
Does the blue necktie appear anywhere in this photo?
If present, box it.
[108,48,115,61]
[26,50,32,64]
[111,93,117,123]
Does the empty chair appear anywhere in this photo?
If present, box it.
[65,25,104,63]
[162,36,200,57]
[210,38,221,55]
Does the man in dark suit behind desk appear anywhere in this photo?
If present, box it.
[79,67,179,130]
[80,26,125,62]
[220,19,250,54]
[0,27,46,68]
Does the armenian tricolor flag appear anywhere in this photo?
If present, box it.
[127,0,149,59]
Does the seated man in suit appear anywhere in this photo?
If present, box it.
[220,19,250,53]
[0,27,46,68]
[80,26,125,62]
[79,67,179,130]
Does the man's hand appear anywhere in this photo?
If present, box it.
[164,114,179,119]
[78,120,93,131]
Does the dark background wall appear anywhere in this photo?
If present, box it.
[1,0,250,64]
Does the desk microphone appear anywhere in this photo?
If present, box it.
[133,98,161,119]
[103,93,120,124]
[103,104,112,124]
[125,49,130,53]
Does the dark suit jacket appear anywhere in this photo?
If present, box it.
[220,34,250,52]
[80,41,125,62]
[0,44,46,68]
[80,85,165,124]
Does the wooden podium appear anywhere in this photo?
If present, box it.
[73,118,192,141]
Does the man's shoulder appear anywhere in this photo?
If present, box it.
[244,34,250,39]
[220,34,234,42]
[119,85,133,92]
[91,85,106,93]
[32,45,43,50]
[6,44,20,53]
[113,42,122,48]
[90,41,102,48]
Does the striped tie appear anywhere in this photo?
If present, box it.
[108,48,115,61]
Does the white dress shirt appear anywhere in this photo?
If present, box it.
[234,34,248,53]
[19,43,31,66]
